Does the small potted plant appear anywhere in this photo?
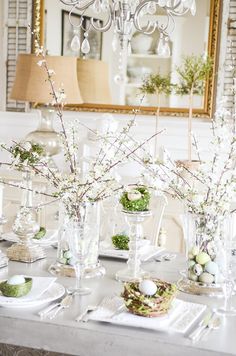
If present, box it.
[175,55,212,170]
[140,74,172,158]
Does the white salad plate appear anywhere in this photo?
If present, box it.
[0,282,65,308]
[99,243,165,262]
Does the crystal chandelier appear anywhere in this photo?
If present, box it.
[60,0,196,57]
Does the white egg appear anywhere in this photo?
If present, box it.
[7,275,25,285]
[139,280,157,296]
[127,190,142,201]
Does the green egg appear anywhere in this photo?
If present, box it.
[196,252,211,265]
[191,246,199,256]
[188,260,195,269]
[189,271,198,282]
[199,272,214,284]
[188,253,194,260]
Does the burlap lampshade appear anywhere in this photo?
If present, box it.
[11,54,83,104]
[77,58,112,104]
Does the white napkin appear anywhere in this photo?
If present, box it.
[0,276,57,303]
[90,296,206,334]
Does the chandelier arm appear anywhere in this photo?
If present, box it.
[90,13,113,32]
[68,7,89,30]
[60,0,80,5]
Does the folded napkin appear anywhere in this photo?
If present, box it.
[89,296,206,334]
[0,276,57,303]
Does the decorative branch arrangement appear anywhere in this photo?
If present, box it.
[0,35,162,220]
[143,97,236,221]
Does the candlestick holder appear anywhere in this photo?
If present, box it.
[115,210,151,282]
[7,171,46,263]
[0,216,7,241]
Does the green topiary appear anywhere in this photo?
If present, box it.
[112,234,129,250]
[120,186,150,212]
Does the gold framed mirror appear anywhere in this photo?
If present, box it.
[32,0,221,117]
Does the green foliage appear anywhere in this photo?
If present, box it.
[34,227,46,240]
[140,73,172,96]
[176,55,213,96]
[11,142,44,165]
[120,186,150,212]
[112,234,129,250]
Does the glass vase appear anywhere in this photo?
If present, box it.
[115,210,151,282]
[49,201,105,279]
[178,212,230,296]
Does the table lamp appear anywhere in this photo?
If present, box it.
[77,59,112,104]
[11,53,83,160]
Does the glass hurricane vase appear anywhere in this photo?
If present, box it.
[178,212,231,297]
[49,201,105,279]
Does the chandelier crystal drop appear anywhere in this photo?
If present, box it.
[60,0,196,56]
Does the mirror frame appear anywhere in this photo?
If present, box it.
[32,0,222,118]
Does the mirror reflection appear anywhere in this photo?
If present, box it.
[43,0,210,108]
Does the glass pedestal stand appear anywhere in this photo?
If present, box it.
[116,210,151,282]
[6,171,46,263]
[177,274,223,297]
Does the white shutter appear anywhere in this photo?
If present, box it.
[5,0,32,111]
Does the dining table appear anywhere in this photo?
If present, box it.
[0,241,235,356]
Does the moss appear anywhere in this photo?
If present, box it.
[0,278,32,298]
[112,234,129,250]
[120,186,150,212]
[33,227,46,240]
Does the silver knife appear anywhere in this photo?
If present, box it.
[49,294,74,320]
[38,294,73,319]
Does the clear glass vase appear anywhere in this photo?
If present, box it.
[49,201,105,279]
[178,212,231,296]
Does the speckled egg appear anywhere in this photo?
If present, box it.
[204,261,219,275]
[199,272,214,284]
[191,246,200,257]
[127,190,142,201]
[193,264,203,276]
[7,275,25,285]
[196,252,211,265]
[139,280,157,296]
[189,271,198,282]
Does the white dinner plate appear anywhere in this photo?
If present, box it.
[2,230,58,247]
[99,244,165,262]
[0,282,65,308]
